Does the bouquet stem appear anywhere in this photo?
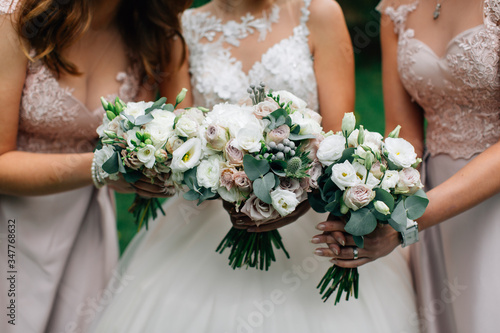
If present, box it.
[216,227,290,271]
[317,265,359,304]
[129,195,166,231]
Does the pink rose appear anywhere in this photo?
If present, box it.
[307,160,323,190]
[343,184,375,211]
[279,178,306,200]
[225,139,244,165]
[253,97,280,119]
[267,125,290,143]
[220,168,236,191]
[241,195,280,224]
[396,168,423,194]
[233,171,252,192]
[301,134,324,160]
[121,150,142,170]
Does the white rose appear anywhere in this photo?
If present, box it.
[352,162,380,188]
[380,170,400,191]
[384,137,418,168]
[343,184,376,211]
[170,138,203,173]
[196,155,222,190]
[289,111,322,135]
[123,101,153,118]
[94,146,120,180]
[272,90,307,110]
[175,116,199,138]
[137,144,157,169]
[317,134,346,166]
[235,125,263,153]
[270,188,300,217]
[145,111,176,149]
[331,160,360,190]
[184,108,205,124]
[395,167,423,194]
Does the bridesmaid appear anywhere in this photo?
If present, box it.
[0,0,191,332]
[314,0,500,332]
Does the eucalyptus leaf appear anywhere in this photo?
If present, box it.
[374,188,395,211]
[163,103,175,112]
[102,151,119,174]
[270,160,287,177]
[253,172,275,204]
[183,167,198,190]
[145,97,167,114]
[117,152,126,173]
[308,191,327,213]
[122,113,136,125]
[288,133,317,141]
[405,190,429,220]
[353,235,364,248]
[197,187,217,205]
[135,113,155,126]
[390,200,408,229]
[123,171,142,183]
[243,155,270,181]
[344,208,377,236]
[184,189,200,201]
[388,218,407,232]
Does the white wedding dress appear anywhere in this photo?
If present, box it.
[91,1,418,332]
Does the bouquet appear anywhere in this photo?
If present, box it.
[94,89,207,229]
[183,84,324,270]
[309,113,429,303]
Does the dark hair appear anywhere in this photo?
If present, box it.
[16,0,192,82]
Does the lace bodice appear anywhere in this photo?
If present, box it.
[378,0,500,159]
[18,59,140,153]
[182,0,319,112]
[1,0,140,154]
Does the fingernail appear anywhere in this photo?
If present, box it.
[314,249,323,256]
[311,237,320,244]
[236,220,244,225]
[316,224,325,230]
[337,238,345,246]
[333,248,339,256]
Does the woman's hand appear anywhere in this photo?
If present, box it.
[312,215,401,268]
[108,176,175,198]
[222,200,311,233]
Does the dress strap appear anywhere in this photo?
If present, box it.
[484,0,500,29]
[0,0,20,15]
[376,0,419,35]
[300,0,312,26]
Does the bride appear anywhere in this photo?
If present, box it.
[91,0,419,332]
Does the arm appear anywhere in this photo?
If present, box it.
[309,0,355,132]
[159,36,193,108]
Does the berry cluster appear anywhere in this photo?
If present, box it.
[263,139,297,161]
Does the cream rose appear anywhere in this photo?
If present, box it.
[253,97,280,119]
[395,167,423,194]
[233,171,252,192]
[235,125,263,153]
[343,184,376,211]
[225,139,244,165]
[175,116,199,138]
[267,125,290,143]
[206,124,229,151]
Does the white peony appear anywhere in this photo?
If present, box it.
[289,111,322,135]
[384,137,418,168]
[145,111,176,149]
[175,116,199,138]
[317,134,346,166]
[330,160,361,190]
[272,90,307,110]
[123,101,153,118]
[137,144,157,169]
[196,155,222,190]
[235,125,264,153]
[270,188,300,217]
[205,103,263,138]
[380,170,400,191]
[170,138,203,173]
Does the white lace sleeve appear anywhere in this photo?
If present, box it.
[376,0,418,13]
[0,0,20,15]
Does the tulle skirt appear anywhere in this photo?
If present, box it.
[91,197,419,333]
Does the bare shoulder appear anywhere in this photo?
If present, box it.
[308,0,345,27]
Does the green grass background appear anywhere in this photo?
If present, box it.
[115,0,385,254]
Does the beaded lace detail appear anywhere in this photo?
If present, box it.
[182,0,318,112]
[18,58,140,153]
[0,0,19,14]
[379,0,500,159]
